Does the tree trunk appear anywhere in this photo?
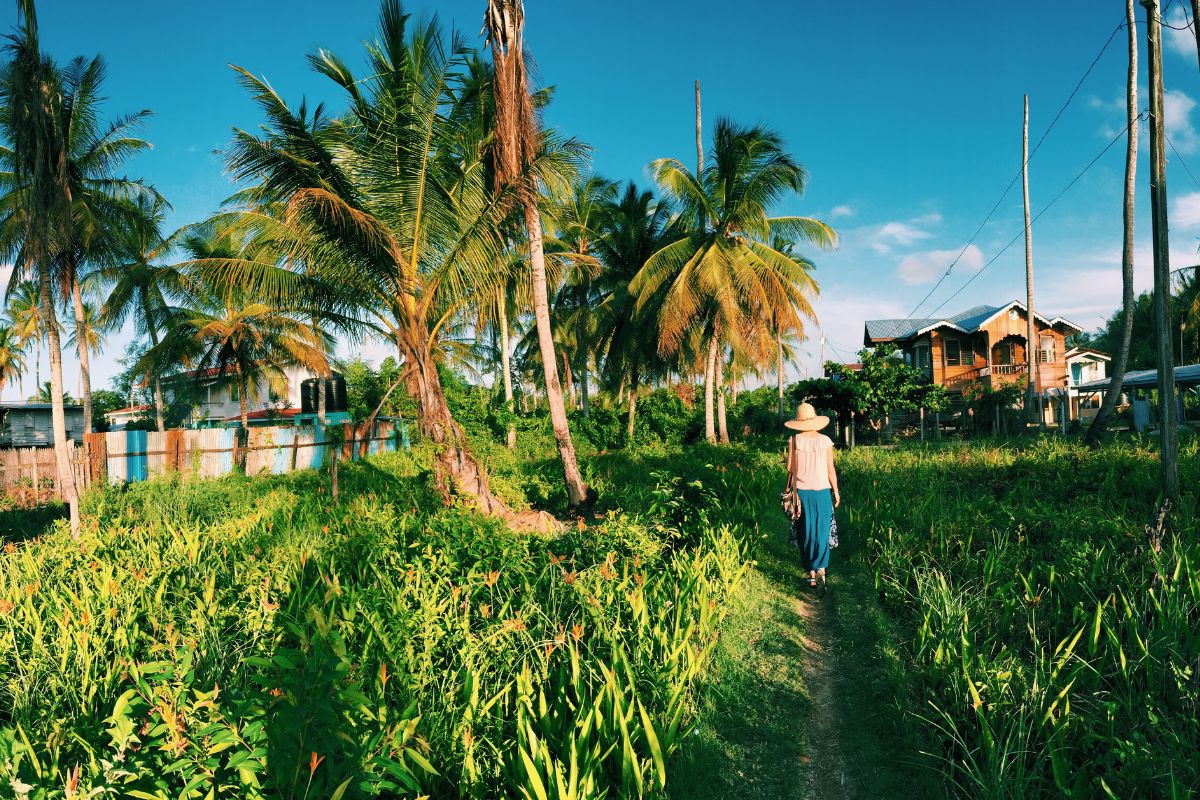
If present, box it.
[580,357,589,417]
[317,375,327,425]
[704,330,718,443]
[626,367,640,442]
[1087,0,1139,446]
[777,328,785,417]
[499,291,516,449]
[562,351,576,411]
[717,355,730,444]
[236,364,250,430]
[39,266,79,535]
[69,273,93,435]
[143,298,166,432]
[524,199,590,511]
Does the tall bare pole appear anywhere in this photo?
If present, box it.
[1022,95,1042,425]
[697,80,717,443]
[1191,0,1200,72]
[1143,0,1180,500]
[1087,0,1139,444]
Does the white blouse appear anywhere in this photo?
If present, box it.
[789,433,833,491]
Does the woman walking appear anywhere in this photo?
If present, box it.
[784,402,840,589]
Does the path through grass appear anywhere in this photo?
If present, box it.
[670,513,938,798]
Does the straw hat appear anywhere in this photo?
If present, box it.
[784,401,829,432]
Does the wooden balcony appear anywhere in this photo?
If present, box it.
[944,364,1028,391]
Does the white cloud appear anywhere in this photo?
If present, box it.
[896,245,983,286]
[830,204,854,218]
[1164,89,1198,153]
[910,212,943,225]
[876,221,931,246]
[1171,191,1200,229]
[1165,7,1196,60]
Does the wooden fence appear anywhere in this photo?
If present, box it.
[83,419,410,487]
[0,442,89,504]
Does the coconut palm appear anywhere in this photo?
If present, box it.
[52,54,156,435]
[550,175,618,417]
[6,279,44,393]
[591,182,683,440]
[632,118,835,443]
[0,323,26,396]
[207,3,570,519]
[98,195,179,431]
[0,0,80,531]
[65,300,103,397]
[484,0,594,512]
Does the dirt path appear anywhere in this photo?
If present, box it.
[670,519,936,799]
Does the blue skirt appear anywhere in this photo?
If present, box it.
[796,488,833,572]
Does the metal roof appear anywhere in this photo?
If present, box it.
[864,301,1082,345]
[1075,363,1200,391]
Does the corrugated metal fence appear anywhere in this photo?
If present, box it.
[85,419,410,486]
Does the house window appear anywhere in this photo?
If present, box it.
[1071,363,1083,385]
[994,342,1014,366]
[1038,335,1056,364]
[25,413,34,428]
[914,344,931,370]
[944,338,962,367]
[229,382,240,402]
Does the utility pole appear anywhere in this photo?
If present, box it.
[1022,94,1042,427]
[819,333,826,377]
[1143,0,1180,501]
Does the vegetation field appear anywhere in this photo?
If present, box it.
[842,438,1200,798]
[0,440,782,799]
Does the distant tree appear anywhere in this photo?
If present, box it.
[90,388,129,432]
[0,324,27,397]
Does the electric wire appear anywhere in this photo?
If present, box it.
[904,17,1126,321]
[922,112,1144,321]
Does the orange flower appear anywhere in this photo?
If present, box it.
[380,662,390,690]
[484,570,500,588]
[269,688,285,698]
[309,752,325,776]
[480,603,492,618]
[571,623,584,642]
[561,570,577,585]
[64,764,81,799]
[0,598,15,616]
[3,541,15,555]
[548,551,565,566]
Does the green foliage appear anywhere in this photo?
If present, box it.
[341,357,414,423]
[844,438,1200,796]
[630,388,700,446]
[960,377,1026,434]
[89,389,129,432]
[0,442,760,798]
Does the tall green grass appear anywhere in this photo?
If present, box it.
[0,443,778,798]
[842,437,1200,798]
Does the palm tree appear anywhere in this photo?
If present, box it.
[550,175,618,417]
[0,323,27,396]
[65,300,103,397]
[99,195,179,431]
[484,0,593,513]
[52,54,155,435]
[591,183,682,440]
[6,279,44,394]
[208,4,555,519]
[0,0,80,532]
[149,291,329,430]
[632,118,835,443]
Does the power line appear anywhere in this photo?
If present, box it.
[904,17,1126,321]
[922,112,1144,321]
[1166,132,1200,191]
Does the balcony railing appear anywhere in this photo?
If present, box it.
[990,363,1028,377]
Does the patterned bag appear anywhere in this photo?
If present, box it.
[829,513,839,549]
[780,489,802,522]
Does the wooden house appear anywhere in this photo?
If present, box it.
[863,301,1082,396]
[0,403,87,448]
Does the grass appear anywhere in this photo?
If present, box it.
[670,492,937,799]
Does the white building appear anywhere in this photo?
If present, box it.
[162,364,329,426]
[1065,346,1111,420]
[104,404,151,430]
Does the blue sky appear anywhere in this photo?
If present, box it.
[7,0,1200,399]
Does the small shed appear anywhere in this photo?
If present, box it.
[0,403,87,448]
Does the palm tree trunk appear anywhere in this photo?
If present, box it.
[236,364,250,430]
[717,354,730,444]
[704,330,718,443]
[317,375,327,424]
[580,356,589,417]
[39,266,79,535]
[70,277,93,434]
[777,328,785,417]
[626,366,639,441]
[500,291,516,449]
[143,299,166,431]
[562,351,576,411]
[525,199,590,511]
[1087,0,1138,445]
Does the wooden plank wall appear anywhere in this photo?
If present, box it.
[0,442,87,503]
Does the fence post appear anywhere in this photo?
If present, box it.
[30,448,39,502]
